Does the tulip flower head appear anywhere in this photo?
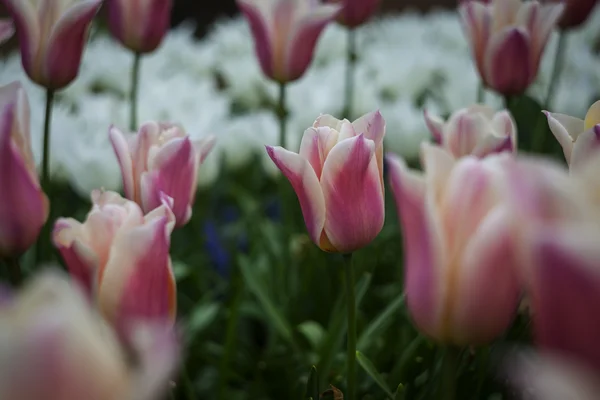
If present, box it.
[237,0,341,83]
[459,0,564,95]
[110,122,216,227]
[0,81,49,258]
[0,270,179,400]
[424,104,517,158]
[545,100,600,172]
[266,111,385,253]
[545,0,598,29]
[106,0,173,53]
[53,190,176,331]
[326,0,380,28]
[387,144,521,345]
[2,0,102,90]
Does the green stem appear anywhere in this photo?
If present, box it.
[130,52,141,132]
[476,82,485,104]
[343,253,357,400]
[440,346,460,400]
[181,364,197,400]
[277,82,287,148]
[544,31,566,109]
[343,28,357,119]
[3,257,22,286]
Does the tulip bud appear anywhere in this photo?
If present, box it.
[424,105,517,158]
[0,270,179,400]
[106,0,173,54]
[544,100,600,172]
[267,111,385,253]
[2,0,102,90]
[237,0,341,83]
[326,0,380,28]
[109,122,216,227]
[459,0,564,95]
[544,0,598,29]
[53,190,177,330]
[0,82,49,258]
[387,144,520,345]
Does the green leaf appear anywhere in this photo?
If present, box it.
[305,365,319,400]
[298,321,326,350]
[238,255,295,346]
[394,384,405,400]
[357,293,405,351]
[356,351,394,398]
[185,302,220,339]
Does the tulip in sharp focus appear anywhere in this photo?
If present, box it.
[0,81,49,258]
[110,122,216,227]
[0,19,14,45]
[459,0,564,95]
[53,190,176,330]
[2,0,102,90]
[106,0,173,54]
[387,144,521,345]
[237,0,341,83]
[0,270,179,400]
[326,0,380,28]
[424,104,517,158]
[545,100,600,172]
[267,111,385,253]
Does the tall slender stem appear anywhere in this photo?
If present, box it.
[343,253,357,400]
[277,82,287,148]
[130,52,141,132]
[3,257,22,286]
[477,82,485,104]
[545,31,566,109]
[343,28,357,119]
[441,346,460,400]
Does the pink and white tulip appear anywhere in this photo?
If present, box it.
[237,0,341,83]
[387,144,521,345]
[267,111,385,253]
[0,19,15,45]
[459,0,564,95]
[106,0,173,54]
[0,270,179,400]
[109,122,216,227]
[0,81,49,258]
[545,100,600,172]
[424,104,517,158]
[2,0,102,90]
[53,190,177,331]
[326,0,380,28]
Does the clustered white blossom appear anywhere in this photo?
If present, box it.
[1,9,600,197]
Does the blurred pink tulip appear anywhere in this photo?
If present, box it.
[387,144,521,345]
[0,270,179,400]
[326,0,380,28]
[237,0,341,83]
[459,0,564,95]
[545,100,600,172]
[0,19,14,45]
[2,0,102,90]
[545,0,598,29]
[109,122,216,227]
[106,0,173,53]
[267,111,385,253]
[0,81,49,258]
[424,104,517,158]
[53,190,177,330]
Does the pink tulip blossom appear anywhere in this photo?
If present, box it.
[326,0,380,28]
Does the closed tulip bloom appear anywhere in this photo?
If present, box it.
[2,0,101,90]
[0,270,179,400]
[0,82,49,258]
[109,122,216,227]
[545,100,600,172]
[326,0,380,28]
[53,190,177,330]
[106,0,173,54]
[0,19,14,45]
[459,0,564,95]
[237,0,341,83]
[424,105,517,158]
[546,0,598,29]
[267,111,385,253]
[387,144,521,345]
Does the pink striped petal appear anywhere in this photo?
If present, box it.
[2,0,39,76]
[109,126,136,201]
[570,126,600,172]
[139,0,173,53]
[44,0,101,89]
[387,154,441,338]
[423,109,444,144]
[320,134,384,253]
[420,143,455,200]
[484,27,532,95]
[266,145,326,246]
[517,1,564,70]
[444,110,488,158]
[351,110,385,148]
[459,1,491,75]
[238,0,274,79]
[334,0,380,27]
[544,111,583,164]
[299,127,339,179]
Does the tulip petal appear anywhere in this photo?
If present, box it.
[387,154,441,338]
[109,126,136,200]
[473,110,516,156]
[484,27,532,95]
[2,0,39,74]
[518,1,564,70]
[320,134,384,253]
[459,2,490,74]
[544,111,584,164]
[352,110,385,148]
[583,100,600,130]
[570,126,600,172]
[423,109,444,144]
[44,0,101,89]
[298,127,339,179]
[237,0,273,79]
[139,0,173,53]
[444,111,488,158]
[420,143,456,200]
[266,145,326,245]
[313,114,344,131]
